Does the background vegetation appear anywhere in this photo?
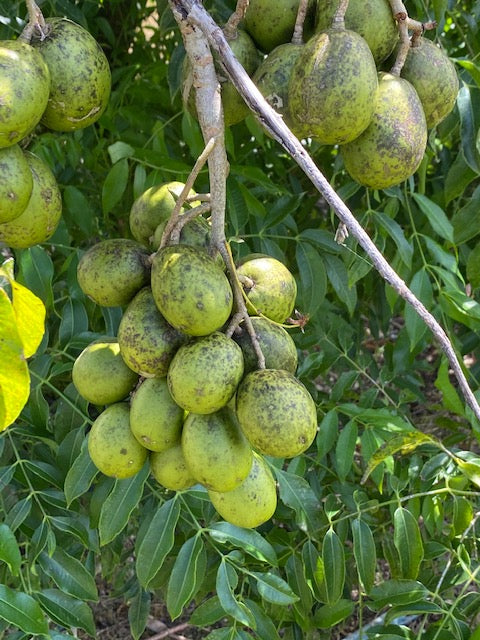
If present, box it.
[1,0,480,638]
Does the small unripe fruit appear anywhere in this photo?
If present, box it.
[150,444,196,491]
[0,145,33,223]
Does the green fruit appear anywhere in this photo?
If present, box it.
[0,152,61,249]
[288,28,378,144]
[182,408,252,491]
[316,0,398,64]
[118,287,187,377]
[232,316,298,374]
[167,332,244,414]
[151,244,233,336]
[237,256,297,323]
[236,369,317,458]
[209,452,277,528]
[88,403,147,479]
[130,377,184,452]
[31,18,111,131]
[341,72,428,189]
[72,339,138,405]
[77,238,151,307]
[150,443,196,491]
[0,40,50,148]
[400,38,459,129]
[244,0,316,53]
[252,43,304,134]
[129,181,197,248]
[152,215,211,253]
[0,145,33,223]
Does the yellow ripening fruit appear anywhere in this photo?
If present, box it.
[150,443,196,491]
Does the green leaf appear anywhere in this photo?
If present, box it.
[0,585,48,636]
[128,588,151,640]
[295,242,327,317]
[17,246,54,308]
[49,516,96,552]
[316,410,338,458]
[275,468,322,533]
[404,268,433,351]
[375,214,413,269]
[98,463,149,546]
[108,141,135,164]
[324,254,357,315]
[35,588,95,637]
[384,600,446,625]
[64,438,99,506]
[467,240,480,289]
[190,596,225,627]
[335,420,357,481]
[38,548,98,601]
[208,522,277,566]
[352,518,376,594]
[455,457,480,488]
[102,158,129,215]
[0,524,21,576]
[58,298,89,346]
[457,84,480,173]
[135,498,180,588]
[434,357,465,416]
[251,571,299,606]
[369,579,429,610]
[216,561,256,627]
[166,534,206,620]
[320,529,345,605]
[285,553,313,617]
[393,507,424,580]
[411,193,454,242]
[361,431,437,484]
[313,599,355,629]
[5,496,32,532]
[0,288,30,431]
[244,598,281,640]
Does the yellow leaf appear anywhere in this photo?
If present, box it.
[0,288,30,431]
[10,280,46,358]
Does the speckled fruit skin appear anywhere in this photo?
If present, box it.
[151,245,233,337]
[182,408,252,492]
[233,316,298,375]
[289,28,378,144]
[167,332,244,414]
[236,369,317,458]
[150,444,196,491]
[72,339,138,406]
[0,40,50,148]
[237,256,297,323]
[341,73,428,190]
[152,216,211,253]
[129,182,197,248]
[31,18,111,132]
[0,145,33,223]
[118,287,187,377]
[88,403,147,479]
[130,377,184,452]
[209,452,277,528]
[252,43,304,134]
[77,238,150,308]
[400,38,459,129]
[244,0,316,53]
[316,0,398,64]
[0,152,61,249]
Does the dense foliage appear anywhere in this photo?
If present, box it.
[1,0,480,638]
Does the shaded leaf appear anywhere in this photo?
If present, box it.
[393,508,424,580]
[251,571,299,606]
[352,518,376,594]
[64,438,98,506]
[295,242,326,318]
[0,585,48,636]
[189,596,224,627]
[369,579,429,610]
[0,524,21,576]
[102,158,129,214]
[128,588,151,640]
[35,588,95,637]
[404,268,433,351]
[411,194,454,242]
[38,548,98,601]
[313,599,355,629]
[335,420,357,482]
[166,534,206,620]
[208,522,277,566]
[275,468,322,534]
[320,529,345,605]
[216,561,255,627]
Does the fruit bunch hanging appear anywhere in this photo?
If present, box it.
[74,184,318,529]
[0,1,111,248]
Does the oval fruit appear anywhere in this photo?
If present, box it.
[72,339,138,405]
[130,377,184,452]
[0,152,62,249]
[400,38,459,129]
[118,287,187,377]
[341,72,428,189]
[167,332,244,414]
[152,215,211,253]
[151,244,233,336]
[288,28,378,144]
[0,40,50,148]
[182,408,252,492]
[232,316,298,374]
[31,17,111,131]
[236,369,317,458]
[88,403,147,479]
[0,145,33,223]
[150,444,196,491]
[237,255,297,323]
[209,453,277,528]
[77,238,151,307]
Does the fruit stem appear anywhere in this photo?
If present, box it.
[169,202,212,244]
[388,1,437,75]
[291,0,309,45]
[19,0,47,43]
[223,0,250,40]
[331,0,349,31]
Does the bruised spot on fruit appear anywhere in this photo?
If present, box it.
[120,448,127,455]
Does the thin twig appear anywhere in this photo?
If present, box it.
[169,202,211,244]
[291,0,309,44]
[332,0,350,29]
[169,0,480,423]
[388,0,437,75]
[147,622,190,640]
